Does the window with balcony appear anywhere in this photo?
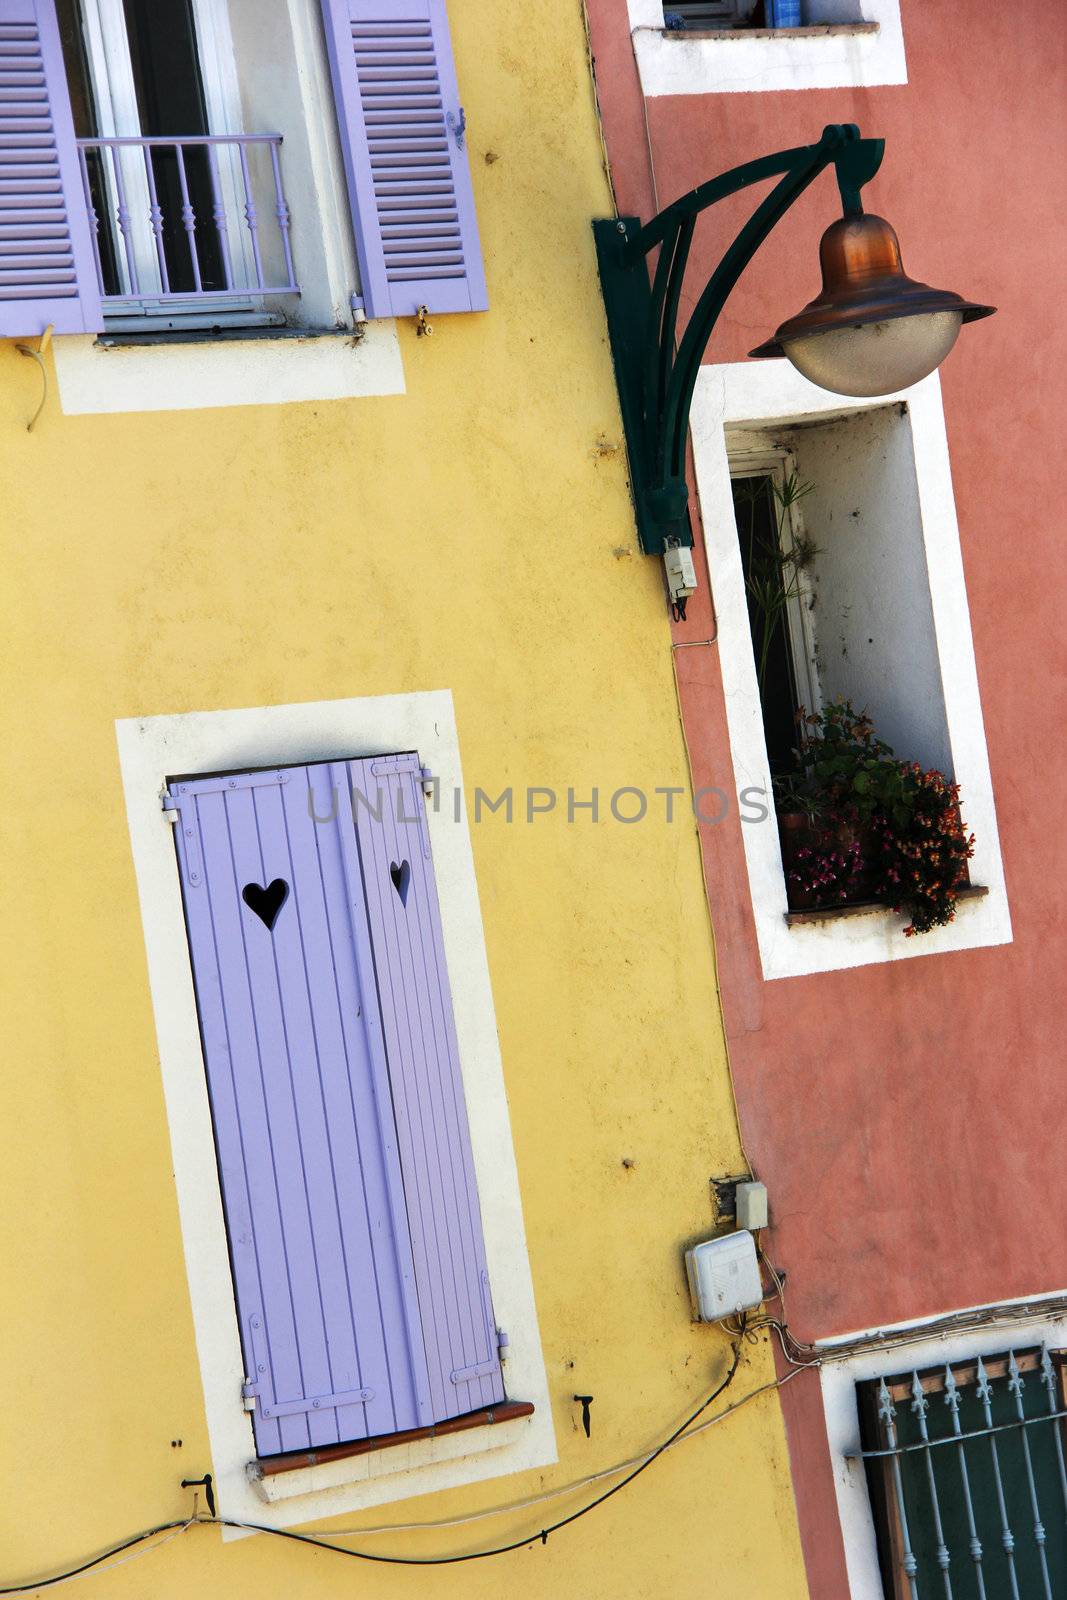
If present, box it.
[55,0,300,331]
[0,0,487,343]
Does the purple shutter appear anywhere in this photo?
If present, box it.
[170,764,433,1456]
[349,754,506,1419]
[319,0,487,319]
[0,0,102,336]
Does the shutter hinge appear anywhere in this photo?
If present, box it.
[162,789,202,888]
[241,1376,259,1412]
[497,1327,509,1360]
[447,107,466,149]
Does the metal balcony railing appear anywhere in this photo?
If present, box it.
[76,134,299,308]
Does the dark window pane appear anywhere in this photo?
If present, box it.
[732,473,802,778]
[121,0,225,293]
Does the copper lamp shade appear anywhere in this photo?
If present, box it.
[749,213,995,397]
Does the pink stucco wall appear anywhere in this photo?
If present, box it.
[585,2,1067,1592]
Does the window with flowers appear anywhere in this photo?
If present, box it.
[727,402,978,936]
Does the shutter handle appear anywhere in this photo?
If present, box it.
[447,107,466,150]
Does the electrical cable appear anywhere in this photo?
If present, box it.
[0,1347,752,1592]
[0,1521,194,1595]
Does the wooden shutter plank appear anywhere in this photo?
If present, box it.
[278,771,418,1441]
[350,757,505,1419]
[182,788,305,1456]
[319,0,486,319]
[0,0,102,335]
[252,780,383,1446]
[220,783,341,1452]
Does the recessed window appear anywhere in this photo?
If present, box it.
[728,404,953,785]
[691,362,1010,977]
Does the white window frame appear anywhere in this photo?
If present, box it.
[820,1295,1067,1600]
[115,690,556,1533]
[690,361,1012,979]
[626,0,906,97]
[76,0,262,322]
[729,442,821,728]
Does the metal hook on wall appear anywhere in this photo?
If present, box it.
[14,323,54,433]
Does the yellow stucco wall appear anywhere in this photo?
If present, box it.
[0,2,810,1595]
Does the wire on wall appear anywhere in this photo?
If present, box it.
[0,1345,813,1593]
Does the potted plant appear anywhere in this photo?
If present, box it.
[867,764,975,935]
[775,700,975,933]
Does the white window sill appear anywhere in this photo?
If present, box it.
[628,0,906,95]
[53,323,404,413]
[783,884,989,929]
[250,1408,534,1505]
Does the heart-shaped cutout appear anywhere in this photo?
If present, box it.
[390,859,411,905]
[242,878,289,931]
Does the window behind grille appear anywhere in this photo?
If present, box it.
[857,1348,1067,1599]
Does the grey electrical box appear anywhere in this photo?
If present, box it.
[735,1180,768,1231]
[685,1230,763,1322]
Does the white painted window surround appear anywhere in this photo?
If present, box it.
[55,0,403,411]
[52,322,404,414]
[115,691,555,1533]
[626,0,906,96]
[690,362,1011,980]
[821,1296,1067,1600]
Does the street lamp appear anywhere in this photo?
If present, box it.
[594,124,994,588]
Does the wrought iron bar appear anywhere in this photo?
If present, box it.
[1007,1350,1054,1600]
[1040,1347,1067,1531]
[237,139,264,291]
[976,1356,1022,1600]
[173,143,203,294]
[910,1372,954,1598]
[106,142,140,296]
[75,135,299,305]
[856,1405,1067,1459]
[878,1378,920,1600]
[205,142,233,290]
[269,139,295,292]
[943,1364,987,1600]
[140,141,170,295]
[75,145,104,294]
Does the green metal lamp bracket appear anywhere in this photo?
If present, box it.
[593,124,884,555]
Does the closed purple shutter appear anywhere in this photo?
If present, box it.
[0,0,102,336]
[169,754,503,1456]
[170,765,432,1456]
[349,754,505,1419]
[319,0,487,319]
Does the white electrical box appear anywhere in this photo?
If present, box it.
[685,1230,763,1322]
[735,1180,768,1231]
